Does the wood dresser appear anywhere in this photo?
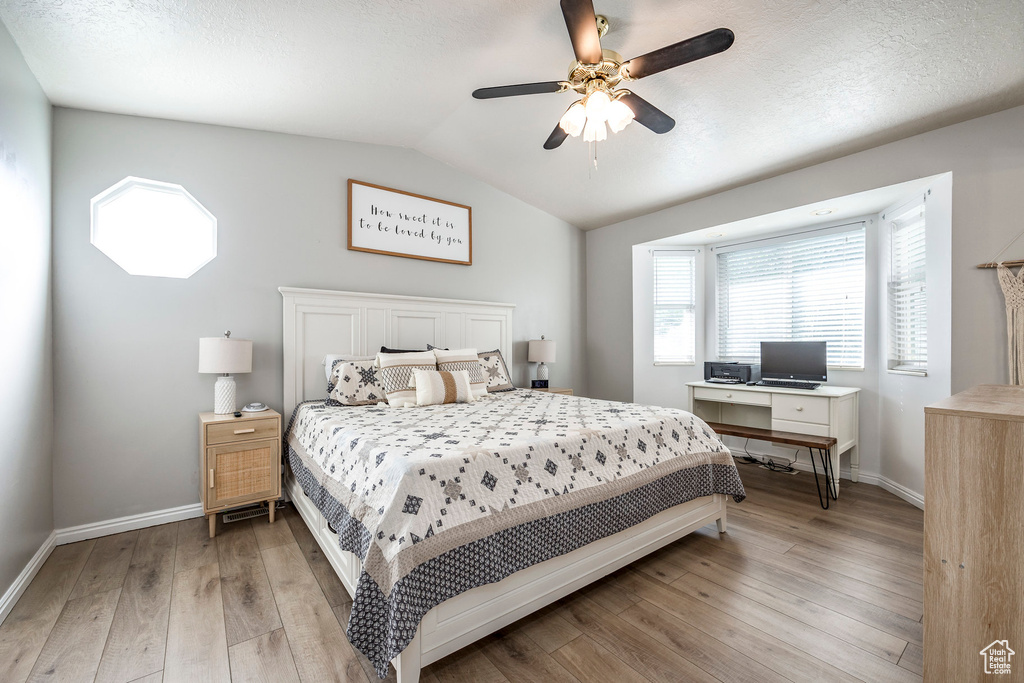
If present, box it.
[925,385,1024,680]
[199,409,282,538]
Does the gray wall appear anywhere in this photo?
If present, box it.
[52,108,586,529]
[0,23,53,599]
[588,103,1024,403]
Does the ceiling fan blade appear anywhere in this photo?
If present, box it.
[619,93,675,134]
[623,28,735,80]
[544,122,569,150]
[560,0,603,64]
[472,81,564,99]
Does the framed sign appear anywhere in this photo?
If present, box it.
[348,179,472,265]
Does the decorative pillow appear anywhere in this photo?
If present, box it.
[375,351,438,407]
[478,349,515,392]
[432,348,487,399]
[409,369,475,406]
[426,344,450,351]
[324,354,374,382]
[380,346,427,354]
[328,359,386,406]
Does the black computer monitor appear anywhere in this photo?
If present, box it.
[760,341,827,382]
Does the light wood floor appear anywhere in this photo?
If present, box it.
[0,464,923,682]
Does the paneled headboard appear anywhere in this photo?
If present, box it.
[280,287,516,415]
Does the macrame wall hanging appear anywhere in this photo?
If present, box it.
[978,228,1024,385]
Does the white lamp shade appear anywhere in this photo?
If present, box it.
[198,337,253,374]
[528,339,556,364]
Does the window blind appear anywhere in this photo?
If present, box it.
[653,250,696,364]
[716,227,866,368]
[887,199,927,373]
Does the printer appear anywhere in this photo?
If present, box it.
[704,361,761,384]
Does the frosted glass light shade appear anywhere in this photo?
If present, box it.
[606,99,635,133]
[582,118,606,142]
[559,102,587,137]
[584,90,611,122]
[198,337,253,374]
[528,339,556,364]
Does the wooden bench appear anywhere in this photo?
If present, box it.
[705,421,838,509]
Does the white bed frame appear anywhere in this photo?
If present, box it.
[280,287,728,682]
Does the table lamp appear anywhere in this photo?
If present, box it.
[199,331,252,414]
[528,336,556,381]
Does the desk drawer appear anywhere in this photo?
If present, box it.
[772,418,831,438]
[693,387,771,406]
[773,394,830,425]
[207,418,279,445]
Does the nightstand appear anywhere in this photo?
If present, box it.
[199,409,282,538]
[530,387,573,396]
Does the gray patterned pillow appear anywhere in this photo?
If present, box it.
[375,351,438,407]
[328,359,386,406]
[478,349,515,392]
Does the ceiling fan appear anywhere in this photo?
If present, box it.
[472,0,734,150]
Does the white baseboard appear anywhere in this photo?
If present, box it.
[55,503,205,545]
[0,531,57,625]
[857,473,924,509]
[740,450,924,510]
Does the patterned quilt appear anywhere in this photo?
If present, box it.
[285,389,745,677]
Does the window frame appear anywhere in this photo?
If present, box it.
[651,249,698,366]
[713,222,868,370]
[90,176,218,279]
[885,195,928,376]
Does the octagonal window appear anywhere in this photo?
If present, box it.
[91,177,217,278]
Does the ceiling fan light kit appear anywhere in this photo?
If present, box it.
[471,0,735,152]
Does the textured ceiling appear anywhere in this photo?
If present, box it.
[2,0,1023,229]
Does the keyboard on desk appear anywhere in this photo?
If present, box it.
[756,379,821,390]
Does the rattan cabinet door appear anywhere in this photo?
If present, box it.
[205,438,281,510]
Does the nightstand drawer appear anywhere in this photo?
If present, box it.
[205,438,281,510]
[206,417,279,445]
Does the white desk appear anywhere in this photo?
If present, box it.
[687,381,860,495]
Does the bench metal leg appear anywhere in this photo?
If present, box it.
[809,446,838,510]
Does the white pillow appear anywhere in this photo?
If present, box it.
[375,351,438,407]
[410,370,475,406]
[432,348,487,399]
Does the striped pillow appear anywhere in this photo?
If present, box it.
[432,348,487,399]
[410,370,475,406]
[375,351,437,407]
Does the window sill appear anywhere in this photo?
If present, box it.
[887,368,928,377]
[653,362,696,366]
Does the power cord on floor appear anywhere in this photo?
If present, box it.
[736,437,797,473]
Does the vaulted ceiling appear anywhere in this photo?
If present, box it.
[3,0,1023,229]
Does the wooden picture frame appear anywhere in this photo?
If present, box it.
[347,179,472,265]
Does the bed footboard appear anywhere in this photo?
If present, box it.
[287,470,727,683]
